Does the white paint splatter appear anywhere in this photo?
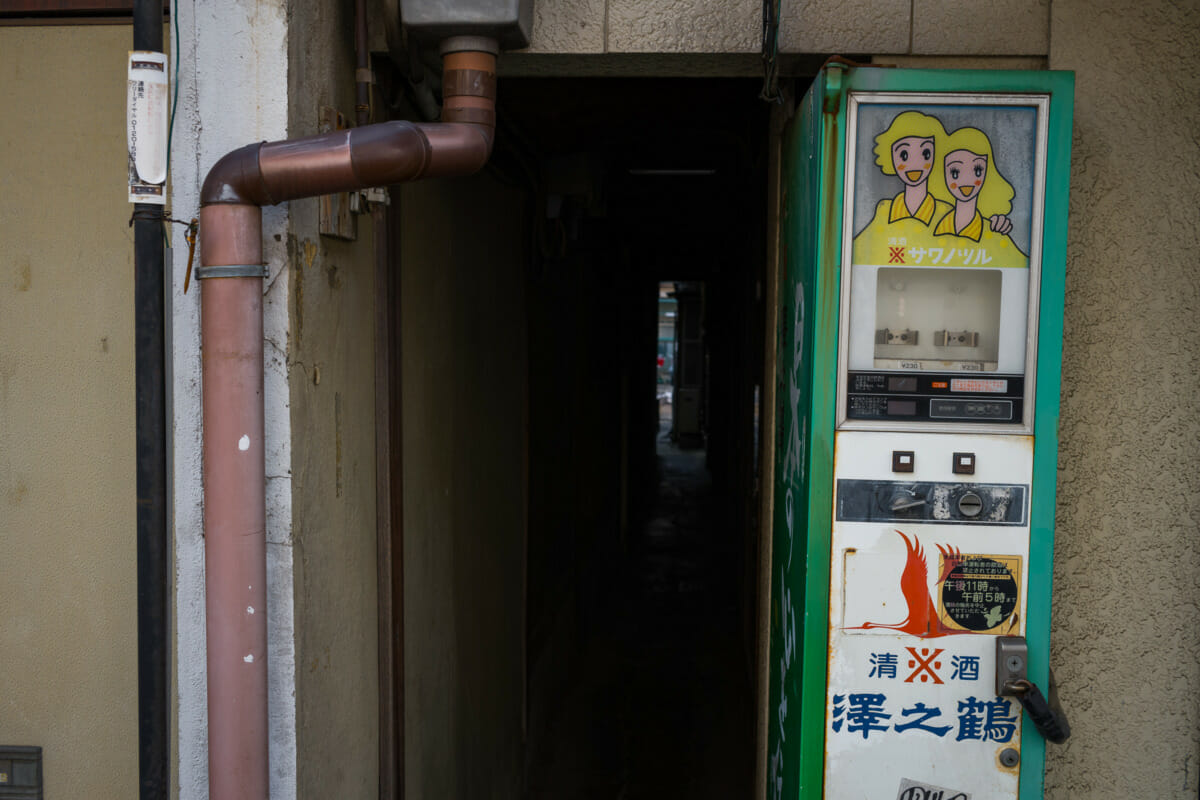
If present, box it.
[244,654,254,663]
[238,434,250,451]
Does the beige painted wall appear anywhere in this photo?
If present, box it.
[399,174,528,800]
[1046,0,1200,795]
[288,0,382,795]
[0,24,138,798]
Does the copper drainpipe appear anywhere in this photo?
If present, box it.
[197,35,498,800]
[354,0,372,128]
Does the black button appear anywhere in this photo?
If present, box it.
[892,451,915,473]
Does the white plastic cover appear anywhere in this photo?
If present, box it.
[127,50,168,204]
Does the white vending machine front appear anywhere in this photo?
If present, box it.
[822,90,1057,800]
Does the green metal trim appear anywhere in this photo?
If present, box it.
[1023,69,1075,800]
[766,83,811,800]
[797,64,850,796]
[843,66,1074,97]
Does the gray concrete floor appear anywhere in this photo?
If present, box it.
[526,429,755,798]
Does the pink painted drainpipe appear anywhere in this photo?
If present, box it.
[197,37,498,800]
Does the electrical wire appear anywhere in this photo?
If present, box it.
[159,0,181,250]
[166,0,180,174]
[759,0,782,103]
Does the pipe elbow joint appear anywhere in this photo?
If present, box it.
[200,143,273,207]
[198,43,497,207]
[416,122,494,178]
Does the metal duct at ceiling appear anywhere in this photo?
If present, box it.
[395,0,533,49]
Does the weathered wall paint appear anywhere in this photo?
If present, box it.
[0,24,138,799]
[400,175,528,800]
[171,0,297,796]
[286,0,382,795]
[1046,0,1200,795]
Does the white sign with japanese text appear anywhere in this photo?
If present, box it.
[824,432,1030,799]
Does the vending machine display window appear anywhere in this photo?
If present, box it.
[837,93,1050,433]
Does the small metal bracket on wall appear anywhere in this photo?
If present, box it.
[195,264,269,280]
[318,106,357,241]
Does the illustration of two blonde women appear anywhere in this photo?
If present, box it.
[853,110,1028,268]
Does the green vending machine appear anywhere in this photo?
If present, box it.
[767,65,1074,799]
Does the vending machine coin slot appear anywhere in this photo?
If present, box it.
[837,479,1027,525]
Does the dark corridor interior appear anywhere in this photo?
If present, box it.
[497,78,771,797]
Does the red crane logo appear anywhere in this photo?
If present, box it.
[847,530,962,638]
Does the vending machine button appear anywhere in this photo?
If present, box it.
[953,452,976,474]
[892,451,915,473]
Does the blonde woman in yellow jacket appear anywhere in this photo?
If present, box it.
[852,110,953,266]
[931,126,1028,269]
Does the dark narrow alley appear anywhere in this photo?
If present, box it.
[526,429,755,798]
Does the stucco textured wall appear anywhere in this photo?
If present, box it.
[1047,1,1200,796]
[0,24,137,798]
[400,175,528,800]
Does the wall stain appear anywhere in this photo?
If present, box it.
[309,645,332,673]
[7,480,28,506]
[288,235,308,353]
[335,391,343,498]
[100,336,109,353]
[14,259,31,291]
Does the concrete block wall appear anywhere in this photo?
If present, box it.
[522,0,1050,56]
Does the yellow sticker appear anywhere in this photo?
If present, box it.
[937,553,1022,634]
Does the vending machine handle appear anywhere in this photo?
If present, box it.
[995,636,1072,744]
